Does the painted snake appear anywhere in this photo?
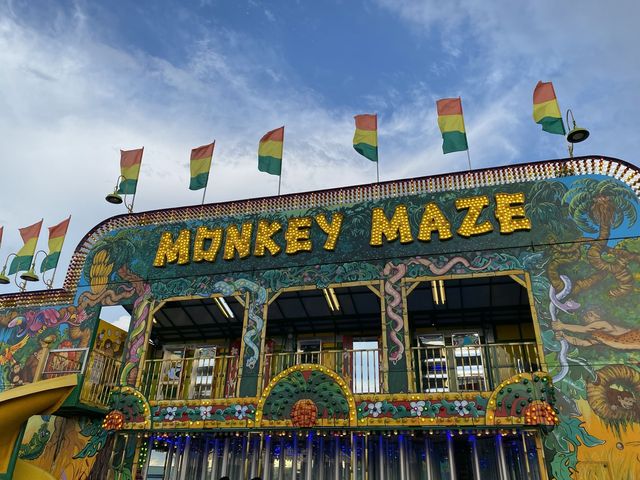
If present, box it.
[214,279,267,370]
[383,256,491,364]
[549,274,580,383]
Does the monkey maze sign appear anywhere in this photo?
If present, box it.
[153,192,531,268]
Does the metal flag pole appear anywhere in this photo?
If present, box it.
[278,127,284,195]
[465,148,472,171]
[201,182,208,206]
[376,159,380,183]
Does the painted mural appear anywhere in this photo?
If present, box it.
[17,415,103,479]
[0,157,639,479]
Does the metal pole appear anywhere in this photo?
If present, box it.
[378,435,384,480]
[465,149,472,171]
[350,433,357,480]
[292,435,298,480]
[470,435,481,480]
[318,435,325,480]
[220,437,230,477]
[263,434,272,480]
[424,437,432,480]
[201,183,208,205]
[398,435,406,480]
[305,433,314,480]
[241,434,249,480]
[363,435,368,480]
[376,161,380,183]
[447,432,457,480]
[278,174,282,196]
[178,435,191,480]
[496,434,509,480]
[210,438,219,480]
[334,436,340,480]
[164,441,174,480]
[201,438,210,480]
[521,432,532,478]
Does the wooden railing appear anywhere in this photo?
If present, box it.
[140,354,239,401]
[80,351,122,408]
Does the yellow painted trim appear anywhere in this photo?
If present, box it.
[13,459,57,480]
[0,375,77,474]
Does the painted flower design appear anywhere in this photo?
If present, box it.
[199,406,212,420]
[410,400,426,417]
[454,400,469,416]
[367,401,383,417]
[235,405,249,419]
[164,406,178,421]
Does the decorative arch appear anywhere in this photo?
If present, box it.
[256,364,357,428]
[108,386,151,430]
[485,372,557,426]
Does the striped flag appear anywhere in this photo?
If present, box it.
[258,127,284,176]
[353,114,378,162]
[189,142,215,191]
[40,216,71,273]
[9,220,43,275]
[117,148,144,195]
[436,98,468,154]
[533,81,566,135]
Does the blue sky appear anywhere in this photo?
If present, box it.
[0,0,639,293]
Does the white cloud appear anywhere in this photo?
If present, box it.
[0,0,638,294]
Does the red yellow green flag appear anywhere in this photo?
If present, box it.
[117,148,144,195]
[9,220,43,275]
[258,127,284,176]
[190,142,215,191]
[40,216,71,273]
[436,98,468,154]
[533,81,566,135]
[353,114,378,162]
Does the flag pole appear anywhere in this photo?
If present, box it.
[376,160,380,183]
[278,127,284,195]
[465,149,472,171]
[201,183,208,205]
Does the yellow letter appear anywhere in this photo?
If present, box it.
[223,222,253,260]
[418,203,453,242]
[315,212,344,251]
[254,220,282,257]
[455,195,493,237]
[193,226,223,262]
[153,229,191,267]
[495,192,532,233]
[285,217,313,254]
[370,205,413,246]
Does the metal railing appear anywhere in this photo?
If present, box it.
[263,348,383,394]
[140,354,239,401]
[136,342,541,401]
[80,350,122,408]
[410,342,541,393]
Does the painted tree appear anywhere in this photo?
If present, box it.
[563,179,639,296]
